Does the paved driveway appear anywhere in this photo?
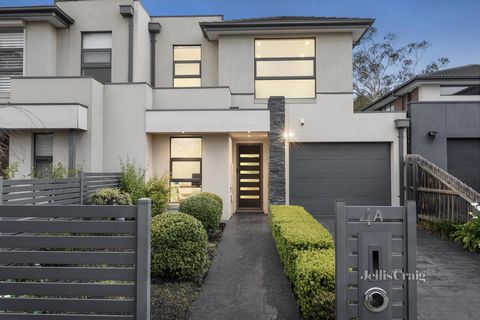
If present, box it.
[317,215,480,320]
[190,214,300,320]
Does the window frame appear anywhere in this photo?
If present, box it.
[0,28,25,93]
[169,137,203,202]
[440,85,480,96]
[254,37,316,99]
[172,45,202,87]
[33,133,54,176]
[81,31,112,84]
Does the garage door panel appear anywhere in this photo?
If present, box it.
[291,196,391,218]
[289,142,391,215]
[447,138,480,191]
[290,143,390,160]
[290,159,390,178]
[289,178,391,197]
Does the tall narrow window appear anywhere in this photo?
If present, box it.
[0,29,24,93]
[173,45,201,87]
[170,137,202,202]
[82,32,112,83]
[255,38,316,99]
[34,133,53,177]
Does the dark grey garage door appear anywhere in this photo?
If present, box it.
[447,138,480,192]
[289,142,391,216]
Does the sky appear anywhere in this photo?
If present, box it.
[1,0,479,70]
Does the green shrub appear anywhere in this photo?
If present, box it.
[179,194,222,236]
[1,162,18,180]
[452,217,480,252]
[151,213,208,280]
[294,249,335,320]
[91,188,132,205]
[270,205,334,279]
[146,176,170,217]
[119,159,146,204]
[199,192,223,208]
[418,218,457,239]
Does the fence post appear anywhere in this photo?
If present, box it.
[0,177,3,205]
[136,198,151,320]
[78,171,84,205]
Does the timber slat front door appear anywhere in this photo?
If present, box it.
[238,144,262,209]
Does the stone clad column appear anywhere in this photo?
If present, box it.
[268,96,286,205]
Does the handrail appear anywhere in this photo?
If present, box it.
[406,154,480,205]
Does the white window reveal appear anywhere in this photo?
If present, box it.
[255,38,316,99]
[0,29,24,93]
[82,32,112,83]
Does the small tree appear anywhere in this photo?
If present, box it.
[119,159,146,204]
[353,27,449,110]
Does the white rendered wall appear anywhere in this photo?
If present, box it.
[8,132,32,179]
[24,22,57,76]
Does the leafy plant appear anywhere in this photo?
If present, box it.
[51,162,67,179]
[146,175,170,217]
[91,188,132,206]
[199,192,223,209]
[151,212,208,280]
[179,194,222,236]
[1,162,18,180]
[119,159,146,204]
[452,217,480,252]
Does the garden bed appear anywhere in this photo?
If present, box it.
[150,223,226,320]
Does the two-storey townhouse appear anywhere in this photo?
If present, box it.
[0,0,407,220]
[363,65,480,191]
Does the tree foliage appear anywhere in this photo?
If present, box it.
[353,27,449,110]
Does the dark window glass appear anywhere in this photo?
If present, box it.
[0,29,24,93]
[82,33,112,83]
[34,133,53,178]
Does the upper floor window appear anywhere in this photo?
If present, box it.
[0,29,24,93]
[173,45,201,87]
[440,85,480,96]
[82,32,112,83]
[255,38,315,99]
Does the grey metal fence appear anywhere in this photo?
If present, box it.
[0,172,121,205]
[0,199,151,319]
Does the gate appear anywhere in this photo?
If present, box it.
[0,199,151,319]
[335,201,417,320]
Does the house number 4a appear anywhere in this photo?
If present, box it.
[360,208,384,225]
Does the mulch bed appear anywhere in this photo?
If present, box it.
[150,222,226,320]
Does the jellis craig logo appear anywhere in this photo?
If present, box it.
[361,270,427,283]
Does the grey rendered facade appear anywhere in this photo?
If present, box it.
[363,65,480,192]
[0,0,407,219]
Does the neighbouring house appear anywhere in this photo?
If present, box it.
[362,65,480,192]
[0,0,407,219]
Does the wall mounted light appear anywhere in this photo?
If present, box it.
[300,118,305,126]
[427,131,438,139]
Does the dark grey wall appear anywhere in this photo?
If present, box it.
[409,101,480,170]
[268,96,286,205]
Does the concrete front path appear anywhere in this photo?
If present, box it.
[190,214,300,320]
[316,216,480,320]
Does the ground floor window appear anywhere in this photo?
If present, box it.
[34,133,53,177]
[170,137,202,202]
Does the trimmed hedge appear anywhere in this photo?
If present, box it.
[90,188,132,205]
[151,213,208,280]
[269,205,335,320]
[179,194,222,236]
[270,205,334,279]
[295,249,335,320]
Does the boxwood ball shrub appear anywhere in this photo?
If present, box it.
[91,188,132,205]
[145,176,170,217]
[294,249,335,320]
[179,194,222,236]
[199,192,223,208]
[151,212,208,280]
